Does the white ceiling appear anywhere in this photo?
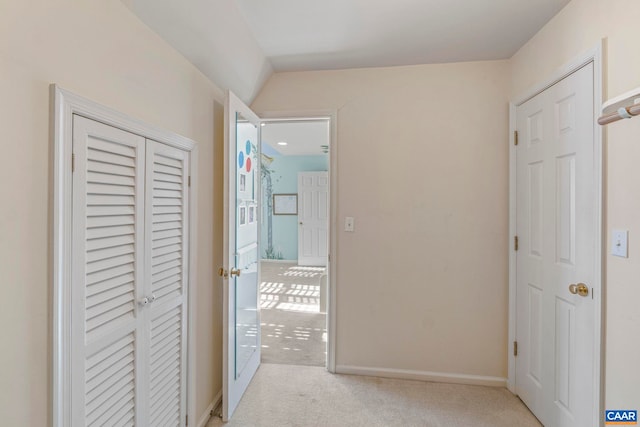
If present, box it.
[126,0,273,103]
[261,120,329,157]
[126,0,570,101]
[235,0,571,71]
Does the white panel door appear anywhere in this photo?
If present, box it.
[297,171,328,266]
[71,115,146,427]
[144,140,190,426]
[222,91,262,421]
[515,63,596,427]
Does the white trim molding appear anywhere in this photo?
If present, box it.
[256,109,338,374]
[508,41,604,427]
[51,85,199,427]
[196,391,222,427]
[187,144,199,427]
[336,365,507,388]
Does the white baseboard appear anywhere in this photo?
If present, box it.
[197,390,222,427]
[335,365,507,388]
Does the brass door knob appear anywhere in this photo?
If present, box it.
[230,268,241,277]
[218,268,228,278]
[569,283,589,297]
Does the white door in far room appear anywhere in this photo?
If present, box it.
[298,171,328,266]
[515,62,597,427]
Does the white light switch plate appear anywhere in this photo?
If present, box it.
[345,217,355,232]
[612,229,628,258]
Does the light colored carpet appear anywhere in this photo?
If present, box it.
[207,364,542,427]
[260,262,327,367]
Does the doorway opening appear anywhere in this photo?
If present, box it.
[259,118,330,367]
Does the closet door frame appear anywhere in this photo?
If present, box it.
[51,85,199,427]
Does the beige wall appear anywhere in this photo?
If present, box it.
[252,61,511,379]
[0,0,223,425]
[510,0,640,410]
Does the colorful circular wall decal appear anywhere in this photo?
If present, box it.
[245,157,252,172]
[238,151,244,168]
[246,140,251,155]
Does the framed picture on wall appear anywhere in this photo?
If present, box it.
[239,206,247,225]
[249,205,255,223]
[239,174,246,192]
[273,193,298,215]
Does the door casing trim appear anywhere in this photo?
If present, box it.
[256,109,338,373]
[507,41,604,427]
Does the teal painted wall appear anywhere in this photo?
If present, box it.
[261,155,328,260]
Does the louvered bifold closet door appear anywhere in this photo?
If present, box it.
[71,116,146,427]
[144,140,189,427]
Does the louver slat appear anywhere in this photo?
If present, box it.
[87,205,136,217]
[87,214,135,229]
[153,213,183,224]
[86,283,134,310]
[87,182,135,196]
[152,251,182,267]
[87,234,135,252]
[86,272,134,297]
[152,243,182,258]
[153,236,182,250]
[87,224,135,240]
[152,266,182,284]
[87,171,135,187]
[153,220,182,232]
[152,228,182,241]
[88,160,135,177]
[154,180,182,191]
[86,263,134,287]
[154,163,182,177]
[87,243,134,264]
[86,253,135,274]
[87,148,136,167]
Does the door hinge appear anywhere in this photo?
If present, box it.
[188,175,191,187]
[514,236,519,251]
[185,414,188,426]
[514,341,518,357]
[514,130,519,146]
[71,153,75,172]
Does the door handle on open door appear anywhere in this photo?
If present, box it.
[218,268,240,278]
[569,283,589,297]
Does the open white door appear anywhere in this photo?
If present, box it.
[222,91,262,420]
